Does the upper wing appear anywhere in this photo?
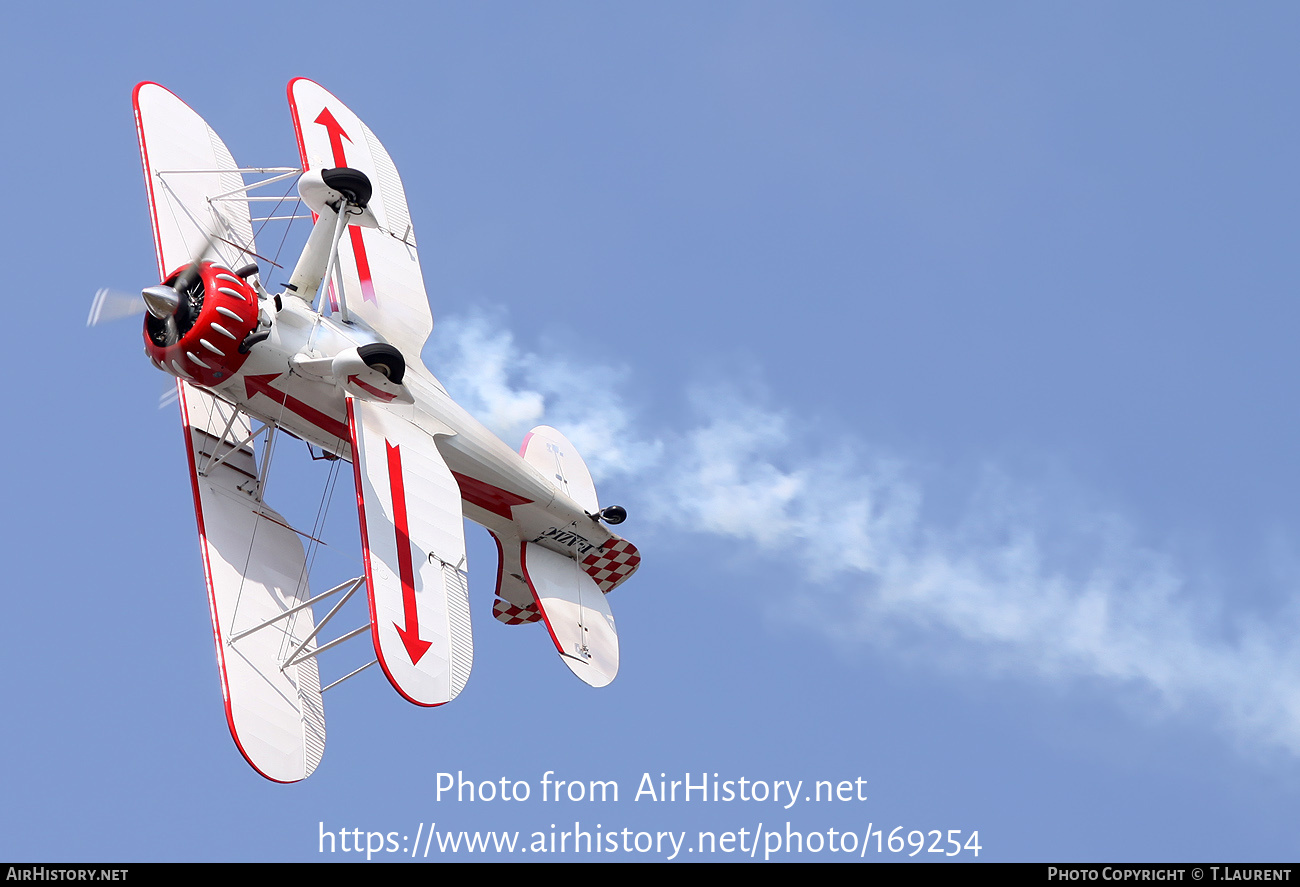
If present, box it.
[287,78,433,361]
[347,397,472,706]
[133,82,257,278]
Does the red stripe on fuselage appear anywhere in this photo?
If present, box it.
[450,471,533,520]
[244,373,348,441]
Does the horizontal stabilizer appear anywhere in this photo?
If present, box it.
[521,541,619,687]
[487,528,538,625]
[580,536,641,593]
[493,598,541,625]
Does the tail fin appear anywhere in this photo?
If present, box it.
[518,423,641,592]
[520,425,599,514]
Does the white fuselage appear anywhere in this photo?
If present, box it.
[196,295,614,559]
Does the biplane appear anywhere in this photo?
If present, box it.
[94,80,640,782]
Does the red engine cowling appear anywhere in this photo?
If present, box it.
[143,262,260,387]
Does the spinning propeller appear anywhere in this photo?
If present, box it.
[87,228,262,400]
[86,229,216,330]
[86,229,259,336]
[86,287,146,327]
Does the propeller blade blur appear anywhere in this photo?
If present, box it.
[87,288,146,327]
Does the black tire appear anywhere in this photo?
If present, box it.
[357,343,405,384]
[599,505,628,525]
[321,167,373,209]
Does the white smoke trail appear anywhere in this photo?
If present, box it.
[432,313,1300,756]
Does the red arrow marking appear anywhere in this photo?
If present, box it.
[314,107,351,164]
[347,374,398,402]
[314,108,377,304]
[243,373,348,441]
[346,227,376,304]
[387,442,432,664]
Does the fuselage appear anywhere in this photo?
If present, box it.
[191,294,614,559]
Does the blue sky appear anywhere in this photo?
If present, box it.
[4,1,1300,861]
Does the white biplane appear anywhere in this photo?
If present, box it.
[98,80,640,782]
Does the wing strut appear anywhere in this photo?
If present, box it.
[227,575,364,643]
[322,660,379,693]
[321,195,353,322]
[282,579,367,667]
